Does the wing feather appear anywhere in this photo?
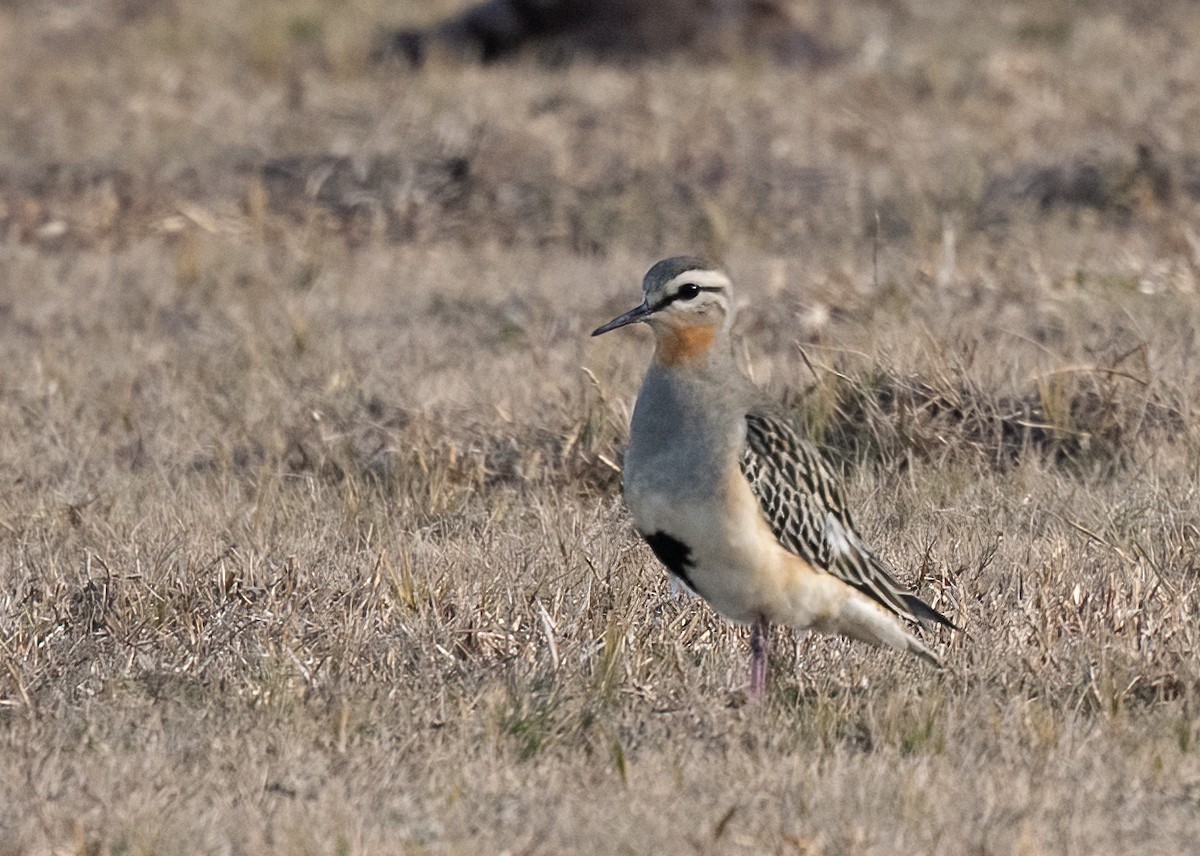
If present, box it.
[740,411,954,629]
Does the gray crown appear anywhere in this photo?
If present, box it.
[642,256,714,293]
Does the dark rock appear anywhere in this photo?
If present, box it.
[376,0,831,66]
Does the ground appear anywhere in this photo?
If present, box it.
[2,1,1200,853]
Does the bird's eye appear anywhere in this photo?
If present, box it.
[677,283,701,301]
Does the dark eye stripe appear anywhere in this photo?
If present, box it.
[654,284,723,310]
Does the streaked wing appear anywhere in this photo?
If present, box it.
[740,411,953,628]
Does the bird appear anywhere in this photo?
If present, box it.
[592,256,954,701]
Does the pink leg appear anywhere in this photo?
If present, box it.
[749,616,769,703]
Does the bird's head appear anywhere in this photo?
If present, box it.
[592,257,733,364]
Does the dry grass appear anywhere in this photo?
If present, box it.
[3,0,1200,853]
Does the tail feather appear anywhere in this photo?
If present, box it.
[902,592,959,631]
[837,596,942,669]
[905,634,942,669]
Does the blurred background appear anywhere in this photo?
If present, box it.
[2,0,1196,275]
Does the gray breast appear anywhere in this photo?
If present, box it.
[623,367,744,501]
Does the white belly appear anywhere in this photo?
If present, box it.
[625,468,787,624]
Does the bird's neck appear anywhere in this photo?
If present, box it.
[652,324,728,370]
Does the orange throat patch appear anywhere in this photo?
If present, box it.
[655,325,717,366]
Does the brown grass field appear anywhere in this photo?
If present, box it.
[3,0,1200,853]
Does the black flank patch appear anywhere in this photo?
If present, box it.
[642,531,700,595]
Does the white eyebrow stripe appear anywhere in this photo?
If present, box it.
[666,269,731,292]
